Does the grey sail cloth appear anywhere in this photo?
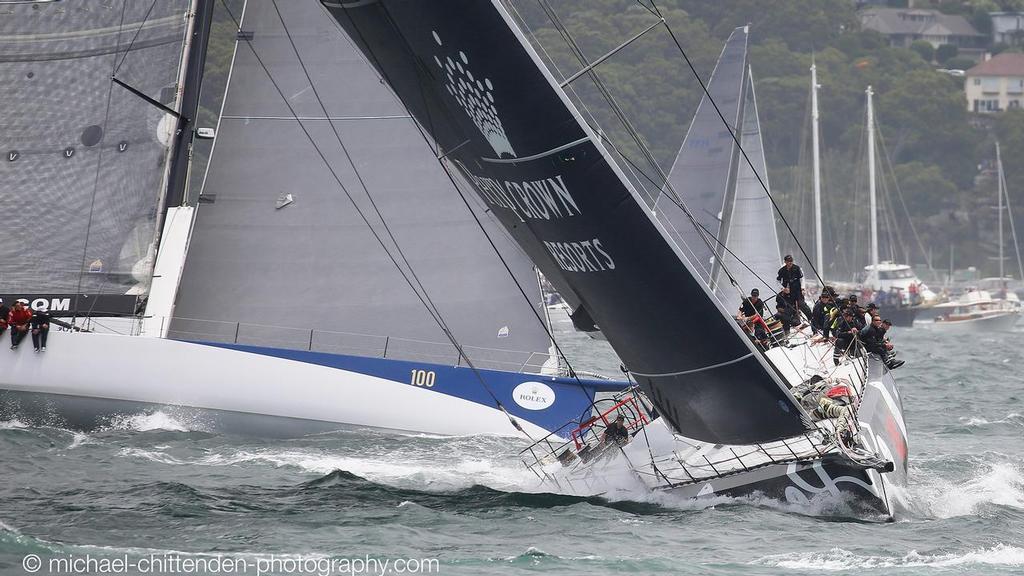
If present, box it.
[0,0,190,294]
[170,0,553,372]
[324,0,810,444]
[713,69,782,303]
[657,26,748,283]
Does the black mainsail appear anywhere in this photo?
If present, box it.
[0,0,192,314]
[170,0,557,373]
[326,1,810,444]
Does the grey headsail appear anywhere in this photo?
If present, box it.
[169,0,554,373]
[325,0,810,444]
[0,0,191,312]
[657,26,749,283]
[712,68,782,302]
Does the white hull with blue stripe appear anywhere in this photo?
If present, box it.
[0,331,618,438]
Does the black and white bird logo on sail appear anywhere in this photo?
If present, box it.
[432,31,516,159]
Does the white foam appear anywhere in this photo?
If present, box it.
[897,461,1024,518]
[957,413,1024,428]
[116,445,538,493]
[105,411,191,432]
[0,419,28,430]
[755,544,1024,570]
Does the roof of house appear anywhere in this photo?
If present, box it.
[860,7,984,38]
[967,53,1024,77]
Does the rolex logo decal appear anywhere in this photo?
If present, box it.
[432,30,516,159]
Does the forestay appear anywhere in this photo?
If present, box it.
[325,0,810,444]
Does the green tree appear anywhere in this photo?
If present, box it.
[935,43,959,64]
[910,40,935,62]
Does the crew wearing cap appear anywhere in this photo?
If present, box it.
[8,299,32,350]
[777,255,814,322]
[740,288,766,319]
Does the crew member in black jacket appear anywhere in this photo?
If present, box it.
[811,290,835,337]
[30,304,51,352]
[777,255,814,321]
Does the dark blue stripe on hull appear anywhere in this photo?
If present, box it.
[190,340,627,433]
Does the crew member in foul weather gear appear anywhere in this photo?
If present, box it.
[777,255,813,320]
[8,299,32,350]
[832,309,860,365]
[860,317,904,369]
[603,414,630,445]
[30,303,50,352]
[740,288,766,319]
[811,291,835,337]
[774,298,799,334]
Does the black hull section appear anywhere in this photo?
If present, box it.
[663,456,892,517]
[878,305,923,327]
[324,0,811,445]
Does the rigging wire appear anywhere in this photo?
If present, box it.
[325,2,598,396]
[113,0,158,77]
[875,123,936,273]
[998,160,1024,281]
[647,0,827,290]
[521,2,812,375]
[217,0,535,436]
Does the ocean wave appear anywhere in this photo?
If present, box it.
[753,544,1024,570]
[956,413,1024,428]
[897,461,1024,518]
[0,419,29,430]
[103,411,196,433]
[116,444,538,493]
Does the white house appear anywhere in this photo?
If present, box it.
[965,53,1024,113]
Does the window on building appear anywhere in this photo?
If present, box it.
[982,77,1001,93]
[1009,78,1024,94]
[1010,100,1021,109]
[974,78,981,85]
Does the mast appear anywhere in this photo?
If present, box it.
[163,0,216,210]
[998,141,1005,279]
[867,86,879,280]
[811,59,823,276]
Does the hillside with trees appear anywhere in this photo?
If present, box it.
[192,0,1022,281]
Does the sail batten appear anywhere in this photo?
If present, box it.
[0,0,193,297]
[326,1,809,444]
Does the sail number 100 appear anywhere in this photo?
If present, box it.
[410,369,436,388]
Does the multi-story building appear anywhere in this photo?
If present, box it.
[965,53,1024,113]
[990,12,1024,46]
[860,7,986,59]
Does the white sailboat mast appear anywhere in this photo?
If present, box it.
[810,60,823,275]
[867,86,879,277]
[997,141,1005,279]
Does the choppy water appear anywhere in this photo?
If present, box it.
[2,322,1023,575]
